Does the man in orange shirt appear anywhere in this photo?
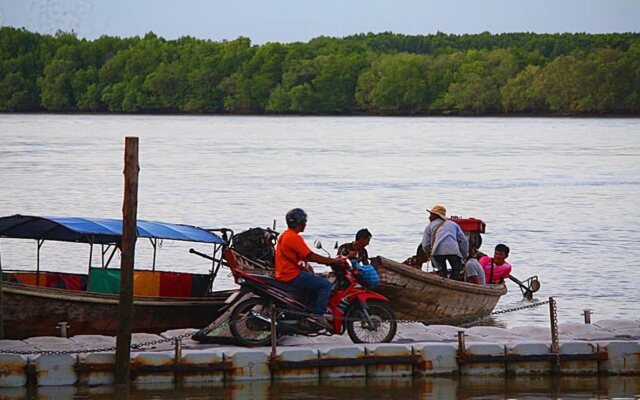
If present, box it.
[276,208,341,330]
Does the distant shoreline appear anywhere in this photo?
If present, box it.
[2,111,639,118]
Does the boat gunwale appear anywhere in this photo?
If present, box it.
[1,279,234,306]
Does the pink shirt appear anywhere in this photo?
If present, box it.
[479,256,512,284]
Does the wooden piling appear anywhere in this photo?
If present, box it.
[115,137,140,385]
[0,251,4,339]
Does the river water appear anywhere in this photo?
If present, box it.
[7,375,640,399]
[1,114,639,326]
[1,115,639,398]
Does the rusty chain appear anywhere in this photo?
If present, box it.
[550,297,559,353]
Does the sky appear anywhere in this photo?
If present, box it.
[1,0,639,44]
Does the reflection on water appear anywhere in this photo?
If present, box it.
[3,376,639,399]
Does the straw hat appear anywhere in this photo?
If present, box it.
[426,204,447,219]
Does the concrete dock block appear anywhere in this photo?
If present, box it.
[35,354,78,386]
[460,343,505,376]
[423,325,466,340]
[466,326,509,336]
[508,326,552,341]
[319,345,366,379]
[179,350,225,384]
[131,334,172,352]
[224,350,271,381]
[273,348,319,381]
[593,319,640,331]
[24,337,74,347]
[78,353,115,386]
[464,334,491,343]
[609,328,640,340]
[69,335,115,349]
[0,354,27,387]
[0,340,30,349]
[559,341,597,375]
[558,323,613,341]
[599,341,640,375]
[506,342,552,375]
[413,343,458,376]
[365,344,413,377]
[131,352,174,385]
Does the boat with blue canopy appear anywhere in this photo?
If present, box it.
[0,214,235,339]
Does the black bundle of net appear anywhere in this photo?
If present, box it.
[230,227,279,269]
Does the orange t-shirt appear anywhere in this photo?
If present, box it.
[275,228,312,282]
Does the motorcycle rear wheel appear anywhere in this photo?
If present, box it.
[345,300,397,344]
[229,297,275,347]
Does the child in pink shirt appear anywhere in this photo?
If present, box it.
[479,244,512,284]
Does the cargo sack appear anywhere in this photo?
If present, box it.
[353,261,380,288]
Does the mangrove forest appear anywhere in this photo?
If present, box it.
[0,28,639,115]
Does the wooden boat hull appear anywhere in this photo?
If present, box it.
[1,282,235,339]
[371,256,507,323]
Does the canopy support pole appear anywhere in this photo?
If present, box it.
[150,238,157,271]
[207,243,223,293]
[105,245,118,268]
[88,240,93,269]
[36,239,44,286]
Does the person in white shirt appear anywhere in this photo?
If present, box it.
[421,204,469,280]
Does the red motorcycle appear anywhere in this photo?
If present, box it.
[216,248,397,347]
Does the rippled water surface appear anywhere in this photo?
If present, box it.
[7,376,640,399]
[1,115,639,328]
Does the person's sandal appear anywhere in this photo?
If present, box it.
[306,315,332,331]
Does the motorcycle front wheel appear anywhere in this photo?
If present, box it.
[345,300,397,344]
[229,297,275,347]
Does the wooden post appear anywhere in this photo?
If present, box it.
[115,137,140,385]
[0,250,4,339]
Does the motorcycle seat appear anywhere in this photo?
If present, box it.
[255,275,310,303]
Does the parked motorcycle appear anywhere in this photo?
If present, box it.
[192,247,397,347]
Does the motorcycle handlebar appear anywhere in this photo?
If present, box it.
[329,256,352,272]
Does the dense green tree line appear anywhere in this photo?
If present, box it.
[1,27,639,114]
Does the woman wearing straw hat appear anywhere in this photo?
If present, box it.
[421,204,469,280]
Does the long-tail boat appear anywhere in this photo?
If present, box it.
[0,215,236,339]
[370,217,507,322]
[371,256,507,322]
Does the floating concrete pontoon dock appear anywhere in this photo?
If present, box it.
[1,318,639,388]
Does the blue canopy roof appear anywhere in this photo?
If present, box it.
[0,215,226,245]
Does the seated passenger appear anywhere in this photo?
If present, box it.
[337,228,372,265]
[402,243,429,270]
[479,244,512,284]
[464,247,485,285]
